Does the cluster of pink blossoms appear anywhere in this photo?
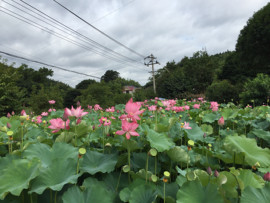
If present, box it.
[48,105,88,133]
[116,98,143,140]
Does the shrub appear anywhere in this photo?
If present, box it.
[205,80,240,103]
[240,74,270,106]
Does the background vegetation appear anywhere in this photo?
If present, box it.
[0,2,269,116]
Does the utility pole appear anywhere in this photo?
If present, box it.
[144,54,160,94]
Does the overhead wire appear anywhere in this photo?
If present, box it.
[0,0,148,77]
[0,50,101,79]
[12,0,144,66]
[1,0,144,67]
[52,0,146,58]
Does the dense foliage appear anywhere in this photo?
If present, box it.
[0,98,269,202]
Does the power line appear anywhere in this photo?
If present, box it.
[52,0,146,58]
[0,50,101,79]
[2,0,144,66]
[91,0,135,24]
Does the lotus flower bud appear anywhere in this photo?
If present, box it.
[207,167,212,175]
[6,122,11,129]
[7,113,11,118]
[214,170,219,177]
[263,172,270,181]
[12,111,15,115]
[218,116,225,126]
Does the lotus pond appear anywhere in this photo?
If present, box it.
[0,98,270,203]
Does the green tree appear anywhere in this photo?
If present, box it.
[220,3,270,82]
[75,79,97,90]
[101,70,120,83]
[236,2,270,77]
[0,66,25,116]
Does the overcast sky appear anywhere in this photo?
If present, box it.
[0,0,269,87]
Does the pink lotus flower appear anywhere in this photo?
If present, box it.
[218,116,225,126]
[125,98,144,121]
[193,104,200,109]
[36,116,42,124]
[48,108,56,112]
[98,117,111,127]
[115,120,139,139]
[210,102,219,111]
[106,107,115,112]
[182,122,192,129]
[184,105,190,110]
[41,112,48,116]
[198,97,204,101]
[21,109,27,116]
[64,106,88,118]
[48,100,55,104]
[88,105,93,110]
[148,105,157,111]
[94,104,102,111]
[48,118,70,133]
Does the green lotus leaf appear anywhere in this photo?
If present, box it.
[23,142,78,167]
[200,124,213,135]
[24,127,47,140]
[122,139,140,151]
[80,151,117,175]
[176,180,223,203]
[202,113,219,123]
[129,184,158,203]
[250,129,270,144]
[55,132,75,143]
[223,136,270,167]
[176,175,187,187]
[119,179,148,202]
[221,108,238,119]
[0,156,40,200]
[156,182,179,200]
[218,171,238,198]
[194,169,209,186]
[184,122,204,141]
[29,158,79,194]
[238,169,265,189]
[146,129,174,152]
[241,184,270,203]
[167,146,190,163]
[62,185,113,203]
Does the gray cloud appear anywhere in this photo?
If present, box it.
[0,0,269,87]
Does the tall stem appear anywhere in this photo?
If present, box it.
[21,125,24,150]
[163,182,166,203]
[128,146,131,183]
[115,170,122,192]
[145,154,149,183]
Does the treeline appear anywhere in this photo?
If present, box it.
[0,61,139,116]
[141,2,270,106]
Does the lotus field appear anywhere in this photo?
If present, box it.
[0,98,270,203]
